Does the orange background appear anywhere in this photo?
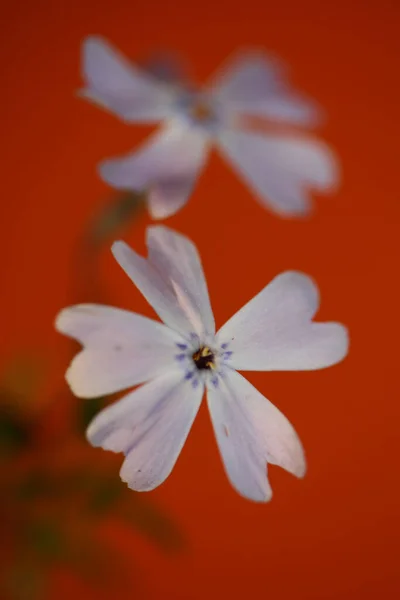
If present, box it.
[2,0,400,598]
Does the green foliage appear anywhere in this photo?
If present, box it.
[24,520,66,562]
[88,190,146,247]
[0,408,31,457]
[0,353,46,457]
[77,395,107,432]
[3,562,44,600]
[1,188,186,600]
[121,494,186,553]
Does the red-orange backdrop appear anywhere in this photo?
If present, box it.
[2,0,400,598]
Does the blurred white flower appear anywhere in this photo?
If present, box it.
[56,226,348,502]
[81,37,339,220]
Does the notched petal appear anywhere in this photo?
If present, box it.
[55,303,179,398]
[207,369,305,502]
[81,36,175,123]
[218,130,339,217]
[87,372,204,492]
[218,271,349,372]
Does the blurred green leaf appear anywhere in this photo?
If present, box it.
[0,353,47,459]
[120,494,186,553]
[25,520,66,562]
[88,190,146,246]
[3,561,44,600]
[15,471,56,502]
[0,184,186,599]
[82,472,186,551]
[61,531,128,585]
[77,395,107,433]
[70,191,145,304]
[86,475,123,514]
[0,408,31,457]
[17,518,123,589]
[0,354,46,408]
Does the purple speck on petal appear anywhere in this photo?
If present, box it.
[176,343,187,350]
[221,343,229,349]
[185,371,194,380]
[175,354,186,361]
[223,351,233,359]
[190,332,199,340]
[211,377,218,387]
[192,379,199,389]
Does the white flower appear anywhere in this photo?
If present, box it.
[81,37,339,220]
[55,226,348,502]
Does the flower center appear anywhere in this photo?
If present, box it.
[192,346,215,370]
[189,101,214,123]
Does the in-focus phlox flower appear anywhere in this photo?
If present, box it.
[56,226,348,502]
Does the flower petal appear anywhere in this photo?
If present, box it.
[87,371,204,491]
[217,130,339,216]
[55,304,179,398]
[217,271,349,371]
[81,36,175,123]
[208,51,320,126]
[146,226,215,336]
[207,369,305,502]
[111,237,209,337]
[99,122,210,219]
[208,51,285,103]
[236,95,322,126]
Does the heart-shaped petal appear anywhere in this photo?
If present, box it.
[217,130,339,217]
[217,271,348,371]
[81,36,175,123]
[99,122,210,219]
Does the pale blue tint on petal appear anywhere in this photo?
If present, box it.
[233,95,322,126]
[217,130,339,216]
[207,51,286,103]
[217,271,349,371]
[99,122,210,219]
[55,304,180,398]
[111,239,210,338]
[147,226,215,336]
[81,36,175,123]
[207,50,322,126]
[206,368,305,502]
[87,371,204,491]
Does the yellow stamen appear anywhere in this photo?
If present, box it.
[192,346,215,370]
